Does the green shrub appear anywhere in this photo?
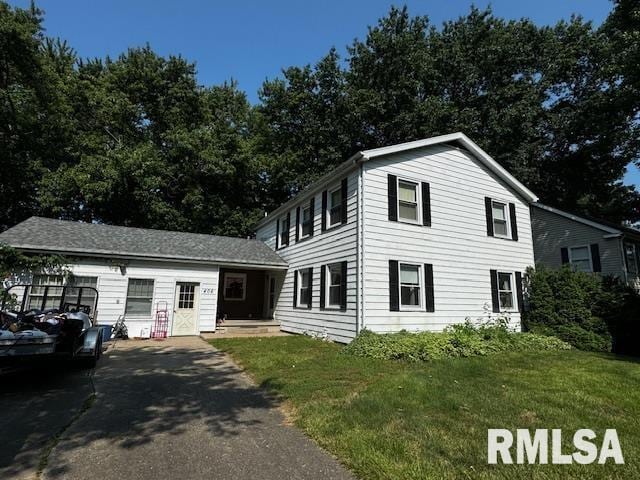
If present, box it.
[343,325,571,362]
[528,323,612,352]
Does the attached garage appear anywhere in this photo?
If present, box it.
[0,217,288,337]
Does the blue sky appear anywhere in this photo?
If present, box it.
[8,0,638,187]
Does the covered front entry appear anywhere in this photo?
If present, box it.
[217,268,283,320]
[171,282,200,336]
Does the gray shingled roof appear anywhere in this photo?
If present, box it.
[0,217,287,268]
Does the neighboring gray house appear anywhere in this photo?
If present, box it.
[531,203,640,289]
[1,132,541,342]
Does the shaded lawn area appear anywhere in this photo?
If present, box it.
[210,336,640,480]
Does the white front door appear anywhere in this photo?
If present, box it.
[172,283,199,336]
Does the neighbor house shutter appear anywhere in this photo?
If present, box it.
[309,197,315,236]
[307,267,313,309]
[421,182,431,227]
[293,271,298,307]
[340,261,347,311]
[295,206,300,242]
[509,203,518,241]
[389,260,399,311]
[320,265,326,310]
[341,178,348,225]
[515,271,524,312]
[424,263,435,312]
[560,247,569,264]
[590,244,602,272]
[388,174,398,221]
[321,190,328,231]
[490,269,500,313]
[485,197,494,237]
[276,219,280,249]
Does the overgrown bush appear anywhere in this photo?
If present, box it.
[523,265,640,354]
[342,324,570,362]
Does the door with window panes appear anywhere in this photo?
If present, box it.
[172,282,199,336]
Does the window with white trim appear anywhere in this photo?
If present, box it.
[569,246,592,272]
[328,187,343,227]
[492,201,509,237]
[400,263,421,308]
[28,275,64,310]
[397,179,420,223]
[497,272,514,310]
[298,269,311,307]
[326,263,343,307]
[224,273,247,301]
[625,243,638,275]
[125,279,154,315]
[65,276,98,311]
[301,204,312,238]
[279,215,290,247]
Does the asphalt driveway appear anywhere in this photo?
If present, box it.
[26,337,353,480]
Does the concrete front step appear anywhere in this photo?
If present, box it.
[215,320,281,335]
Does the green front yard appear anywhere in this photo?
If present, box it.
[211,336,640,480]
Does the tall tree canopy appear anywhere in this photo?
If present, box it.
[0,0,638,235]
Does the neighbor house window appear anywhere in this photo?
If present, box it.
[492,201,509,237]
[223,273,247,301]
[328,186,343,227]
[397,179,419,222]
[125,279,154,315]
[569,246,592,272]
[301,204,312,238]
[326,263,343,307]
[279,214,290,247]
[497,272,514,310]
[400,263,421,308]
[625,243,638,275]
[298,269,311,307]
[28,275,64,310]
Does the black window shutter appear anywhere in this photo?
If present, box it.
[424,263,435,312]
[341,178,348,225]
[515,271,524,312]
[307,267,313,309]
[561,247,569,264]
[309,197,315,236]
[293,271,298,307]
[485,197,494,237]
[285,212,290,245]
[590,244,601,272]
[321,190,328,231]
[509,203,518,241]
[295,206,300,242]
[388,174,398,221]
[320,265,326,310]
[389,260,399,311]
[276,219,280,249]
[421,182,431,227]
[340,261,348,311]
[490,269,499,313]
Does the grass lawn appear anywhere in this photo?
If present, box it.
[210,336,640,480]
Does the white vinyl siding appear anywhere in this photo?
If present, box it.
[256,172,358,343]
[362,144,534,332]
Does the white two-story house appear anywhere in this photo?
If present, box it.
[256,132,539,342]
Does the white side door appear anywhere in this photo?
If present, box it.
[172,283,199,336]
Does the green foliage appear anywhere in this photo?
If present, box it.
[523,265,640,353]
[342,324,570,362]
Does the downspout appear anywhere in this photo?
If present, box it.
[356,160,365,335]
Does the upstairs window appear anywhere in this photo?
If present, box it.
[329,187,343,227]
[398,180,419,223]
[279,214,290,247]
[492,201,509,237]
[301,204,312,238]
[625,243,638,275]
[400,263,421,308]
[569,246,592,272]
